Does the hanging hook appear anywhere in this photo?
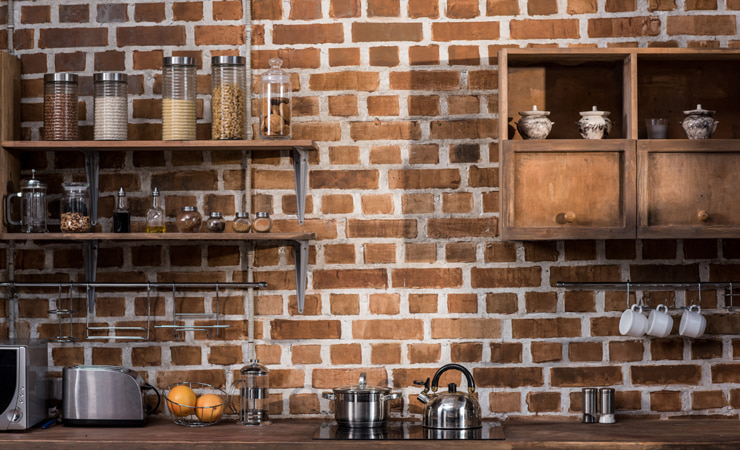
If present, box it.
[698,281,702,307]
[626,281,631,309]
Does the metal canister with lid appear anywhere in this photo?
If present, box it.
[229,360,271,426]
[94,72,128,140]
[44,73,79,141]
[211,56,247,140]
[162,56,196,140]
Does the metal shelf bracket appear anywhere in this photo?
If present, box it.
[293,147,309,224]
[294,239,309,314]
[83,150,100,226]
[83,240,98,313]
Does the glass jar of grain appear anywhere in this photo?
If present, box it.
[162,56,196,140]
[212,56,247,140]
[94,72,128,141]
[44,73,79,141]
[259,58,291,140]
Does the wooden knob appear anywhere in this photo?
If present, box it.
[564,211,576,223]
[697,210,710,222]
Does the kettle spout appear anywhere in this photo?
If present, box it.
[414,378,431,404]
[417,392,430,404]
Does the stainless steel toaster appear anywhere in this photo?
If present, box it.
[63,365,158,427]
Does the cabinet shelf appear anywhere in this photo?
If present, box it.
[0,139,316,152]
[0,232,316,242]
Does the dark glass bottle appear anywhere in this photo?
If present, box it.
[113,187,130,233]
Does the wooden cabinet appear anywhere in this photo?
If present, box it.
[499,48,740,240]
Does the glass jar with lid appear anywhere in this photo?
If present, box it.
[232,212,251,233]
[177,206,202,233]
[94,72,128,141]
[259,58,291,140]
[44,73,79,141]
[252,212,273,233]
[206,212,226,232]
[61,182,91,233]
[162,56,196,140]
[212,56,247,140]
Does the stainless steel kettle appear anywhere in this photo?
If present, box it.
[414,363,481,429]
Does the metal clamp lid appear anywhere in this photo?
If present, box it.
[44,73,78,83]
[163,56,195,66]
[93,72,127,83]
[212,56,246,66]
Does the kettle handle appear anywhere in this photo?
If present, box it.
[430,363,476,394]
[5,192,21,227]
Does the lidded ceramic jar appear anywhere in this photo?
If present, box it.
[576,106,612,139]
[681,104,718,139]
[516,105,553,140]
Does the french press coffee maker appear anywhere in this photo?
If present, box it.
[5,169,48,233]
[230,359,270,425]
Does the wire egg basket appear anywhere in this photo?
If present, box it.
[165,381,227,427]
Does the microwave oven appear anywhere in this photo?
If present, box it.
[0,339,48,430]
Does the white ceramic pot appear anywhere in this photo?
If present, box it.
[681,104,718,139]
[576,106,612,139]
[516,105,553,140]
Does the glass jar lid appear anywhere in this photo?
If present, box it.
[44,73,78,83]
[209,212,223,218]
[94,72,127,83]
[236,212,249,218]
[181,206,196,212]
[212,56,246,66]
[62,181,89,191]
[256,212,270,218]
[163,56,195,66]
[261,58,289,83]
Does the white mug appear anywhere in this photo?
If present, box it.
[679,304,706,338]
[619,304,648,337]
[646,304,673,338]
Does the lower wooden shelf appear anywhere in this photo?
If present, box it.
[0,232,316,241]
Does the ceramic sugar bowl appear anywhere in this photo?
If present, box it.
[681,104,718,139]
[576,106,612,139]
[516,105,553,140]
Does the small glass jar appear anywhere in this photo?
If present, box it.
[61,182,91,233]
[259,58,291,140]
[177,206,202,233]
[232,212,251,233]
[162,56,196,140]
[212,56,247,140]
[44,73,79,141]
[206,212,226,232]
[252,212,273,233]
[94,72,128,141]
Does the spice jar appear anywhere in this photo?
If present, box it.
[259,58,291,140]
[232,212,251,233]
[61,182,91,233]
[206,212,226,232]
[212,56,247,140]
[252,212,273,233]
[177,206,202,233]
[162,56,196,140]
[94,72,128,141]
[44,73,79,141]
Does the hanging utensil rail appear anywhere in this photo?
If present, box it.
[1,281,267,289]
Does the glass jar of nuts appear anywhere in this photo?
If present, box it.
[61,182,91,233]
[212,56,247,140]
[206,212,226,232]
[259,58,291,140]
[176,206,202,233]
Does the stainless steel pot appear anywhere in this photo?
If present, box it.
[322,372,400,428]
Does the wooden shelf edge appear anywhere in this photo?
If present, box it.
[0,139,317,152]
[0,232,316,242]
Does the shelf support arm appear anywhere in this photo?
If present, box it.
[83,239,98,314]
[83,150,100,227]
[292,147,309,224]
[6,241,17,339]
[293,239,308,314]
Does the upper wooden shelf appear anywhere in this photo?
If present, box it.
[0,139,317,152]
[0,232,316,242]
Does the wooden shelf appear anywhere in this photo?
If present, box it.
[0,139,316,152]
[0,232,316,242]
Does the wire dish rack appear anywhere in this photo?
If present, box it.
[165,381,227,427]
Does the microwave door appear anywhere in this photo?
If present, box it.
[0,349,19,427]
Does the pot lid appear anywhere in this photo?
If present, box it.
[683,104,715,115]
[518,105,550,116]
[333,372,392,394]
[579,105,610,116]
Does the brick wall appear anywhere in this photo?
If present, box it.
[2,0,740,420]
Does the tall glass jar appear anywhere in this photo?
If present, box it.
[212,56,247,140]
[44,73,79,141]
[259,58,291,140]
[61,182,91,233]
[94,72,128,141]
[162,56,196,140]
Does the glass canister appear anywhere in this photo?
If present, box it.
[61,182,91,233]
[94,72,128,141]
[206,212,226,232]
[44,73,79,141]
[230,360,271,426]
[252,212,273,233]
[162,56,196,140]
[259,58,291,140]
[5,169,48,233]
[212,56,247,140]
[177,206,202,233]
[232,212,251,233]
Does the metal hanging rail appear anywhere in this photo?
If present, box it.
[1,281,267,289]
[556,281,734,290]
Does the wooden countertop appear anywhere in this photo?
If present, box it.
[3,418,740,449]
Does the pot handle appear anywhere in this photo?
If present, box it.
[322,392,336,401]
[430,363,476,394]
[382,392,401,401]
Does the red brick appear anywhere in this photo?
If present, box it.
[432,22,500,41]
[490,392,521,413]
[367,96,400,116]
[651,390,682,411]
[369,293,400,315]
[525,291,557,313]
[347,219,416,239]
[270,319,341,340]
[446,242,477,263]
[484,242,517,263]
[329,48,361,66]
[409,46,440,66]
[314,269,388,289]
[692,390,727,410]
[609,341,644,362]
[428,218,497,238]
[408,343,441,364]
[527,392,561,413]
[408,95,440,116]
[60,4,89,23]
[310,72,379,91]
[371,343,401,365]
[310,169,378,189]
[330,343,362,365]
[22,5,50,24]
[392,268,463,289]
[511,19,579,39]
[550,366,622,387]
[194,25,245,45]
[274,24,343,45]
[350,121,421,140]
[451,342,483,362]
[667,15,736,35]
[430,119,497,139]
[472,267,541,288]
[550,265,621,286]
[324,243,356,264]
[330,0,361,17]
[632,365,702,385]
[213,1,243,20]
[117,26,185,47]
[588,17,661,37]
[390,70,459,90]
[651,338,683,361]
[474,367,544,388]
[40,27,107,48]
[564,291,596,312]
[409,294,438,314]
[432,318,501,339]
[409,0,440,18]
[289,0,322,19]
[569,342,603,362]
[364,243,396,264]
[353,319,423,340]
[531,341,562,363]
[488,0,520,14]
[292,345,322,364]
[405,242,436,263]
[368,0,400,16]
[513,318,582,339]
[448,0,480,18]
[448,293,478,313]
[491,342,523,364]
[352,23,423,42]
[486,293,519,315]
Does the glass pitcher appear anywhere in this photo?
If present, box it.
[229,359,270,425]
[5,169,48,233]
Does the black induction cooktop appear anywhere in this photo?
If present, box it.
[313,421,505,440]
